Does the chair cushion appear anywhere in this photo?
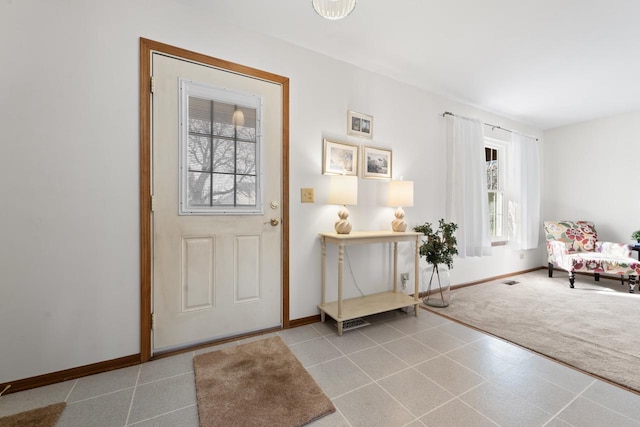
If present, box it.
[567,252,640,275]
[544,221,597,253]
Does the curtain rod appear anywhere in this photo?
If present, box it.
[442,111,539,141]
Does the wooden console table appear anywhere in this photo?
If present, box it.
[318,231,421,335]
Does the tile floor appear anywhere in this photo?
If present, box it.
[2,309,640,426]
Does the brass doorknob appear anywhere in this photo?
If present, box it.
[266,218,279,226]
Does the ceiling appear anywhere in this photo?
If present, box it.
[178,0,640,130]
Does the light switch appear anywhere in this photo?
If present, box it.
[301,188,315,203]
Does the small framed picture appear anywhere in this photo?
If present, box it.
[362,146,392,179]
[347,110,373,139]
[322,139,359,176]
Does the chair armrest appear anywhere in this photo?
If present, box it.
[597,242,631,257]
[548,240,570,267]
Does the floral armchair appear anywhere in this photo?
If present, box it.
[544,221,640,293]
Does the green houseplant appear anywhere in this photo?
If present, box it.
[632,230,640,243]
[413,219,458,307]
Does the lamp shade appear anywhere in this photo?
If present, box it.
[328,175,358,206]
[312,0,357,20]
[387,180,414,207]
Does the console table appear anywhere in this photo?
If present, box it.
[318,231,421,335]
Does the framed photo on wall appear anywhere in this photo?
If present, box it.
[322,139,359,176]
[347,110,373,139]
[362,146,392,179]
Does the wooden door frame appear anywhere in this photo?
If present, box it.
[139,38,290,362]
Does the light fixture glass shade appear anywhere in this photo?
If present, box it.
[328,175,358,234]
[312,0,357,20]
[232,108,244,126]
[387,180,414,232]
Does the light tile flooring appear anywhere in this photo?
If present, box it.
[2,309,640,426]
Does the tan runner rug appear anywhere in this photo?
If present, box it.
[426,269,640,393]
[0,402,66,427]
[194,336,335,427]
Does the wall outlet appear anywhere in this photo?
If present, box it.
[400,273,409,290]
[300,188,315,203]
[519,252,524,260]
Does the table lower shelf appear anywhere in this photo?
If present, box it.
[318,291,419,334]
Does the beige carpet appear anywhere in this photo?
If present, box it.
[193,336,335,427]
[426,269,640,392]
[0,402,65,427]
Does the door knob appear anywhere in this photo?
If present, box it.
[265,218,279,226]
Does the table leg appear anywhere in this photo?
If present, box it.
[393,242,398,292]
[414,235,419,316]
[320,238,326,320]
[338,242,344,321]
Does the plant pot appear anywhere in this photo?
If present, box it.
[422,264,450,307]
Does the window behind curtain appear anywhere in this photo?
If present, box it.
[485,143,505,240]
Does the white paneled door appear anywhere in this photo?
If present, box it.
[151,53,282,352]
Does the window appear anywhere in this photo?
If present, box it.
[179,80,263,215]
[485,140,506,240]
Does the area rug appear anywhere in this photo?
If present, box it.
[193,336,335,427]
[0,402,66,427]
[425,269,640,392]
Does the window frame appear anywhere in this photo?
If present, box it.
[485,138,508,243]
[178,79,264,215]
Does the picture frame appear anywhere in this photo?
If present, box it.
[322,138,359,176]
[362,146,392,179]
[347,110,373,139]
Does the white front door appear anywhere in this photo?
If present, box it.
[151,53,283,352]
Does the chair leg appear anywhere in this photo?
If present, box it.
[621,275,625,286]
[548,263,553,278]
[629,276,637,293]
[569,271,575,288]
[594,273,600,281]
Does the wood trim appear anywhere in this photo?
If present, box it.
[139,38,152,363]
[417,266,546,298]
[289,315,321,328]
[139,38,291,361]
[0,354,140,395]
[281,79,290,329]
[450,266,546,290]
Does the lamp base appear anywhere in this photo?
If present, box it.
[335,219,352,234]
[391,206,407,232]
[335,206,352,234]
[391,219,407,232]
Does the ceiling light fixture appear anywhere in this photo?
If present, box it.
[312,0,357,20]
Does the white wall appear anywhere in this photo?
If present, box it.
[543,112,640,243]
[0,0,543,383]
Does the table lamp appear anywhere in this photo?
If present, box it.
[387,180,414,232]
[328,175,358,234]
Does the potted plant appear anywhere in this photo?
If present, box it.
[632,230,640,244]
[413,219,458,307]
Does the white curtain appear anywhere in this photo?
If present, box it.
[445,115,492,257]
[507,133,540,250]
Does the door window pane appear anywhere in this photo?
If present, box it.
[188,135,211,172]
[188,172,211,206]
[179,80,263,214]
